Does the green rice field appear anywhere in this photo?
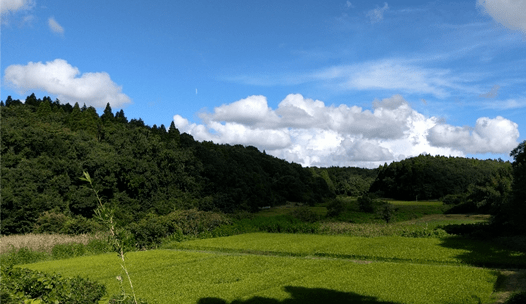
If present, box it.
[20,231,526,303]
[168,232,526,268]
[24,249,498,304]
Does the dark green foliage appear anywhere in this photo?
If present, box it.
[376,201,395,223]
[0,248,51,266]
[128,209,231,248]
[51,243,87,260]
[1,95,335,234]
[370,154,511,200]
[290,206,321,223]
[0,265,106,304]
[33,211,101,235]
[326,198,346,217]
[506,292,526,304]
[442,193,467,205]
[357,194,375,213]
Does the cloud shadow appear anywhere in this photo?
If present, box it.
[197,286,398,304]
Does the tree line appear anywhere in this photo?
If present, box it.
[1,94,337,234]
[1,94,524,235]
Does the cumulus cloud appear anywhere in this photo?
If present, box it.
[0,0,33,15]
[4,59,131,108]
[427,116,519,154]
[367,2,389,23]
[173,94,517,167]
[477,0,526,34]
[48,17,64,34]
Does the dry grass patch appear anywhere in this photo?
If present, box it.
[0,233,99,254]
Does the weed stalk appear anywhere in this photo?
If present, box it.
[81,171,139,304]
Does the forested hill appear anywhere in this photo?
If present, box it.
[1,94,338,234]
[369,154,511,201]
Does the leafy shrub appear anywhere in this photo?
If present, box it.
[0,265,106,303]
[290,206,321,223]
[33,211,69,234]
[357,195,375,213]
[442,193,467,205]
[0,247,50,266]
[34,211,100,235]
[85,238,113,254]
[52,242,87,259]
[237,215,320,234]
[62,216,101,235]
[376,201,395,223]
[129,209,231,248]
[401,227,449,238]
[326,198,346,218]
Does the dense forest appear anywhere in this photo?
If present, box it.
[1,94,524,235]
[1,94,337,234]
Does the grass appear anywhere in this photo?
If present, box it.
[0,233,99,254]
[21,249,499,304]
[166,232,526,268]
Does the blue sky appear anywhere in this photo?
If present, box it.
[2,0,525,168]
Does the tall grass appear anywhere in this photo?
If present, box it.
[0,233,98,254]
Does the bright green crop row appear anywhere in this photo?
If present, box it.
[22,249,497,304]
[169,233,526,267]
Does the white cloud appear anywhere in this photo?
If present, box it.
[0,0,33,15]
[346,1,354,9]
[477,0,526,34]
[366,2,389,23]
[427,116,519,154]
[4,59,132,108]
[174,94,517,168]
[48,17,64,34]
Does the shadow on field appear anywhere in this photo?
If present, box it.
[197,286,397,304]
[438,236,526,268]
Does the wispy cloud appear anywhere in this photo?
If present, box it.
[366,2,389,24]
[479,84,500,98]
[481,98,526,110]
[48,17,64,34]
[225,58,481,99]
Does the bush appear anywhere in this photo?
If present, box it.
[326,198,346,218]
[290,206,321,223]
[442,193,467,205]
[129,210,231,248]
[1,265,106,303]
[34,211,100,235]
[0,247,50,266]
[34,211,69,234]
[376,201,395,223]
[52,242,87,260]
[358,195,375,213]
[85,238,113,254]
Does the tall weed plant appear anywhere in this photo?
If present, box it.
[81,171,147,304]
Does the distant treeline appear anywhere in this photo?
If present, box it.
[2,94,524,235]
